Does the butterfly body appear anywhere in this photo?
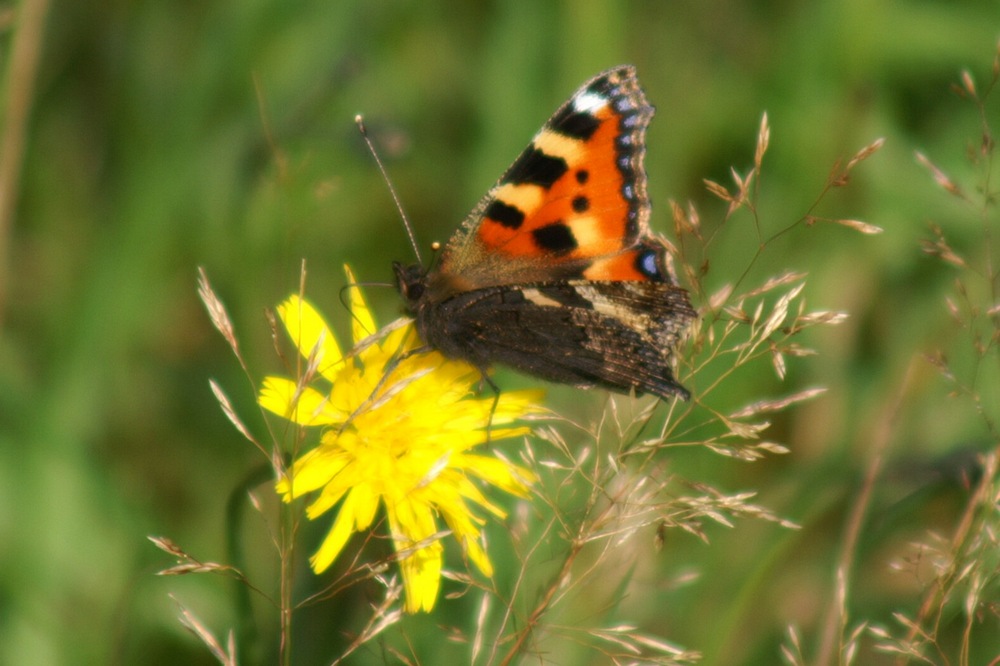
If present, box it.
[395,66,695,400]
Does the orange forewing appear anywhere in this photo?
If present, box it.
[473,99,639,261]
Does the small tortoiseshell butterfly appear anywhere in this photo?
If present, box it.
[393,65,696,400]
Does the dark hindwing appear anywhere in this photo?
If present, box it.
[418,281,696,400]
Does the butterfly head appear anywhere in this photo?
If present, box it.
[393,261,427,307]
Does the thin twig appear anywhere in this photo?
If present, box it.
[815,360,916,666]
[0,0,51,330]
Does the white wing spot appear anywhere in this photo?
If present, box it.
[572,91,608,114]
[575,285,643,322]
[522,288,563,308]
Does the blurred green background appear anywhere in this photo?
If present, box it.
[2,0,999,664]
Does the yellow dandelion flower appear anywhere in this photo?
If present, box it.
[259,267,542,613]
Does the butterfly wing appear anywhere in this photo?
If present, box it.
[414,276,695,400]
[430,65,659,295]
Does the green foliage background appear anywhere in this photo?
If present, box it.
[2,1,999,664]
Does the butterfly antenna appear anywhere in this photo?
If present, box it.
[355,115,423,265]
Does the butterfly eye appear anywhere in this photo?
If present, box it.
[393,261,426,303]
[406,281,425,301]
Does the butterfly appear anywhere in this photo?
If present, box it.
[393,65,696,401]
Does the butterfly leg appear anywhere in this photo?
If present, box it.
[475,368,501,446]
